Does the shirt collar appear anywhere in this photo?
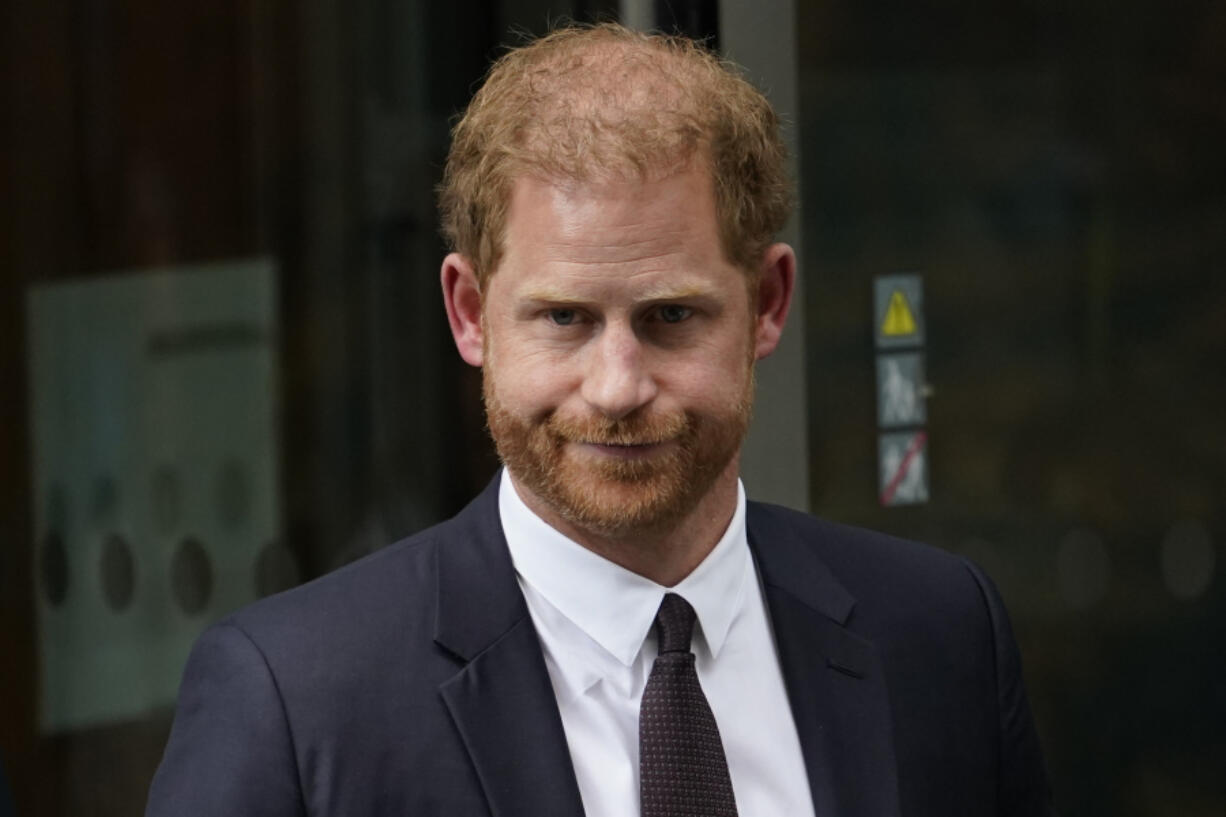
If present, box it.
[499,468,750,671]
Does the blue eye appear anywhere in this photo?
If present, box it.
[549,309,578,326]
[657,304,692,324]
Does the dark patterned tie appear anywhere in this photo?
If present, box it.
[639,593,739,817]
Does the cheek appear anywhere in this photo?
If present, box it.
[485,317,569,394]
[660,351,752,408]
[487,346,579,413]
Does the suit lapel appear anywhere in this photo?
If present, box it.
[748,505,901,817]
[430,481,900,817]
[433,476,585,817]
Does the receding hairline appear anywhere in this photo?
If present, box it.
[439,22,793,286]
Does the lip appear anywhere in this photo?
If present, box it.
[576,441,670,460]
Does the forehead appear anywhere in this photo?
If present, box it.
[494,166,731,291]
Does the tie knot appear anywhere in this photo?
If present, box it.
[654,593,697,654]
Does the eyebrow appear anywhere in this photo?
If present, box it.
[520,284,712,303]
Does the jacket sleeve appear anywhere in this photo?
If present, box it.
[962,558,1058,817]
[145,622,307,817]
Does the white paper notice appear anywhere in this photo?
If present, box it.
[27,258,282,733]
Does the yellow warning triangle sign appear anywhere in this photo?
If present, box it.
[881,290,918,336]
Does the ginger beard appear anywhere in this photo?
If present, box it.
[483,362,755,540]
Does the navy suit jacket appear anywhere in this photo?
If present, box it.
[147,476,1055,816]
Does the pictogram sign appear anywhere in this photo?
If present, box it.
[879,430,929,506]
[874,274,924,348]
[876,352,926,428]
[881,290,917,336]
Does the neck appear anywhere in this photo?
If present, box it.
[511,460,741,587]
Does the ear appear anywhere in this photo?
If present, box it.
[441,252,484,367]
[753,242,796,360]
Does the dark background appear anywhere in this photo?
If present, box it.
[2,1,1223,814]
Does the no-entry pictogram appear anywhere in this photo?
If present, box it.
[879,430,929,506]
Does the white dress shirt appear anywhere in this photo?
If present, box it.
[499,470,816,817]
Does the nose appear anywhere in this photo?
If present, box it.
[580,322,658,420]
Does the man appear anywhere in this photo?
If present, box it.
[147,24,1055,817]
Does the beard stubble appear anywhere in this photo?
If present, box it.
[483,371,753,540]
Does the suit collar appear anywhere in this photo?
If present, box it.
[748,502,902,817]
[433,474,525,661]
[432,482,900,817]
[746,501,857,626]
[433,473,586,817]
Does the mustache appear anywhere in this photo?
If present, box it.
[545,412,689,446]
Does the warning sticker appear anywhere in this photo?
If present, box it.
[881,291,917,336]
[879,431,929,506]
[876,352,926,428]
[874,275,924,348]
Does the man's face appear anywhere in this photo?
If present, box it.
[479,165,758,539]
